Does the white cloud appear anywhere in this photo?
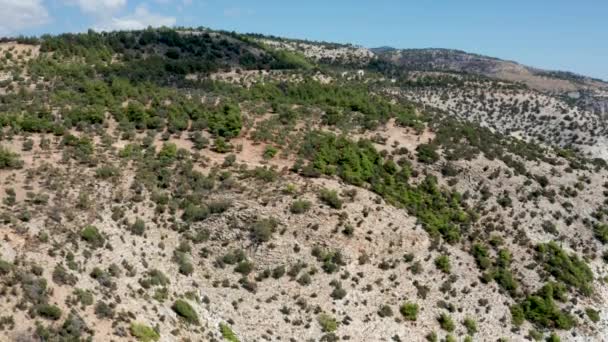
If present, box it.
[0,0,50,35]
[95,5,176,31]
[72,0,126,15]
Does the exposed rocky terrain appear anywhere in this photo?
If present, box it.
[0,28,607,342]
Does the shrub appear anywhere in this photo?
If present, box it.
[438,313,455,332]
[144,269,170,287]
[434,255,451,274]
[95,301,114,318]
[0,147,23,169]
[95,165,120,179]
[37,304,62,320]
[317,313,338,332]
[131,218,146,236]
[471,244,491,270]
[400,302,418,321]
[235,260,254,275]
[263,145,278,159]
[330,285,347,300]
[73,289,94,307]
[219,323,240,342]
[586,308,600,323]
[271,265,285,279]
[251,218,278,243]
[0,260,13,275]
[130,323,160,342]
[377,305,393,317]
[172,299,199,324]
[80,225,105,248]
[290,199,312,214]
[251,166,277,182]
[593,224,608,243]
[182,204,210,222]
[416,144,439,164]
[319,189,342,209]
[463,317,477,335]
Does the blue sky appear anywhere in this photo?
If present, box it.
[2,0,606,80]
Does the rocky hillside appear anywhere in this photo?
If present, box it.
[255,37,608,157]
[373,48,608,118]
[0,28,607,342]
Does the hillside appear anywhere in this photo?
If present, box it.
[0,28,607,342]
[372,48,608,117]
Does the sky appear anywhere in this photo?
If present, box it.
[1,0,606,80]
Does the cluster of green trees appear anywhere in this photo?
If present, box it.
[536,242,593,296]
[297,131,471,243]
[509,242,594,331]
[241,80,419,130]
[38,28,312,86]
[1,67,242,140]
[511,282,575,330]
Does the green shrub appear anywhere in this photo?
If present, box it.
[317,313,338,332]
[0,147,23,169]
[416,144,439,164]
[586,308,600,323]
[250,166,277,182]
[80,225,105,248]
[437,313,455,332]
[37,304,62,320]
[0,259,13,275]
[131,218,146,236]
[463,317,477,335]
[263,145,278,159]
[95,165,120,179]
[319,189,342,209]
[400,302,418,321]
[593,224,608,243]
[471,243,491,270]
[290,199,312,214]
[172,299,199,324]
[219,323,240,342]
[73,289,94,307]
[251,218,278,243]
[434,255,451,274]
[130,323,160,342]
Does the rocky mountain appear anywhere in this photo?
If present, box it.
[372,48,608,117]
[0,28,607,342]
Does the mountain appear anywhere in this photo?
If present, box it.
[373,47,608,116]
[0,28,607,342]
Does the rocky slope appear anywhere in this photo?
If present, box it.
[0,28,607,342]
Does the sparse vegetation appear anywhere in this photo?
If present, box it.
[0,25,604,342]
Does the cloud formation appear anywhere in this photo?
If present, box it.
[0,0,50,35]
[95,5,176,31]
[73,0,127,15]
